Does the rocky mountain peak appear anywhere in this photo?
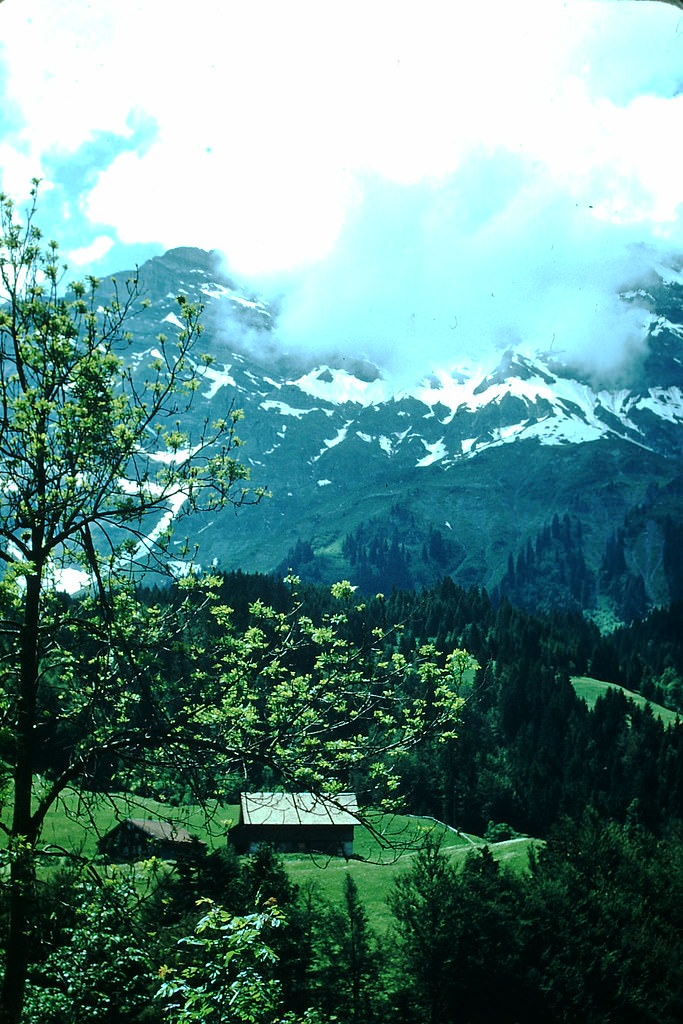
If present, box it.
[109,248,683,623]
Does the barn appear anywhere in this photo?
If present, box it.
[229,792,358,857]
[97,818,206,862]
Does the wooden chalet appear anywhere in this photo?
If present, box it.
[229,792,358,857]
[97,818,206,862]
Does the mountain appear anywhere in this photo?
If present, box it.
[107,247,683,625]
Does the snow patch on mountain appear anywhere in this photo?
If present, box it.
[199,283,232,300]
[635,387,683,423]
[651,317,683,339]
[196,363,236,400]
[279,343,683,460]
[654,262,683,287]
[260,400,317,418]
[147,445,201,465]
[412,370,487,417]
[459,413,604,459]
[287,358,651,451]
[162,311,185,329]
[54,567,92,596]
[312,420,354,462]
[293,367,391,406]
[523,416,606,446]
[416,438,447,467]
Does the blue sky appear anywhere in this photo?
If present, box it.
[1,1,682,381]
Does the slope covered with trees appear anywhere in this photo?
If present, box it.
[14,802,683,1024]
[138,570,682,842]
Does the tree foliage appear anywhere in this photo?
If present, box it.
[157,900,286,1024]
[0,188,474,1023]
[175,579,471,803]
[23,876,152,1024]
[0,183,256,1023]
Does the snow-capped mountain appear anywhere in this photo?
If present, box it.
[111,247,683,623]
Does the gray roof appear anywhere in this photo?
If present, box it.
[239,792,358,827]
[124,818,203,845]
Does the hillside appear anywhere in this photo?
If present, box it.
[572,675,680,727]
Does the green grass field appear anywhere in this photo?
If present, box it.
[12,790,537,933]
[571,675,680,728]
[20,788,240,859]
[283,820,536,931]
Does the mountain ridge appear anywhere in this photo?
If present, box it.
[102,247,683,624]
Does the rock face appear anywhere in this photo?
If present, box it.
[113,247,683,622]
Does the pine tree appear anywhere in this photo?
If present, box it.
[387,836,457,1024]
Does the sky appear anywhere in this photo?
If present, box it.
[1,0,682,383]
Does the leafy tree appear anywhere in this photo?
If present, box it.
[23,876,155,1024]
[0,187,475,1024]
[181,582,472,804]
[0,183,256,1024]
[156,900,286,1024]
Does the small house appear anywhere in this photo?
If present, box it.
[229,792,358,857]
[97,818,206,862]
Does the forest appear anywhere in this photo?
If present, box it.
[9,569,683,1024]
[141,570,683,839]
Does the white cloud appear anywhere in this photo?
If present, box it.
[83,140,355,275]
[269,168,666,384]
[0,144,41,203]
[1,0,682,381]
[68,234,115,266]
[2,1,681,267]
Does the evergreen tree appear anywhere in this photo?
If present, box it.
[387,836,457,1024]
[313,873,381,1023]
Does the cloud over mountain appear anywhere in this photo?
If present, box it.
[1,1,682,392]
[261,170,670,387]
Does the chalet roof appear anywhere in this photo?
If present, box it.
[120,818,203,845]
[239,792,358,828]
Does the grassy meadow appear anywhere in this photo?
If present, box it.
[26,788,239,859]
[9,790,537,932]
[571,675,680,727]
[283,818,537,931]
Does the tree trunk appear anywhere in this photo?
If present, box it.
[1,574,41,1024]
[1,848,36,1024]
